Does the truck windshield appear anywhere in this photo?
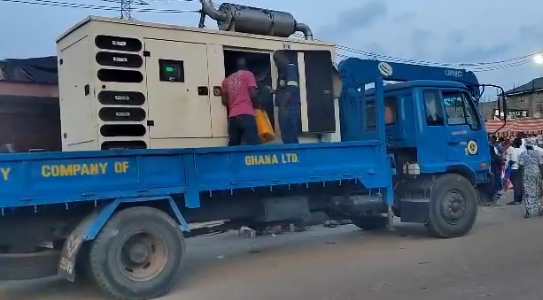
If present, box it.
[442,91,481,131]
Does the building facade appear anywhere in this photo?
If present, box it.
[478,77,543,120]
[0,56,61,152]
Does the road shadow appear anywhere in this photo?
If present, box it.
[0,226,365,299]
[0,205,522,300]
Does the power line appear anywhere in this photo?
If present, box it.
[105,0,201,19]
[337,43,536,69]
[0,0,197,13]
[471,58,532,72]
[122,0,200,18]
[291,33,537,72]
[1,0,538,72]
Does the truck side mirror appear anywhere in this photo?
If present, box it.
[495,94,508,121]
[501,95,508,121]
[479,84,508,122]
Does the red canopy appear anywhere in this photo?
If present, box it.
[486,117,543,135]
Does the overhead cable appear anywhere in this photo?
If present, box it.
[291,33,536,72]
[2,0,537,72]
[0,0,197,13]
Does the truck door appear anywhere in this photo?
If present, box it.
[418,90,449,167]
[143,39,213,139]
[441,90,485,164]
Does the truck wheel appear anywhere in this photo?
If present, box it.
[425,174,478,238]
[88,206,185,300]
[351,216,388,231]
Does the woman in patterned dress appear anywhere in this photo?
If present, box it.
[518,139,543,218]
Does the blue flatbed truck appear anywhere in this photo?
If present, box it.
[0,58,506,300]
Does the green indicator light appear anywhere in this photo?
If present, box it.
[165,67,175,72]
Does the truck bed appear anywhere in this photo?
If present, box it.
[0,141,391,209]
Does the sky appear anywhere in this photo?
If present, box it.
[1,0,542,94]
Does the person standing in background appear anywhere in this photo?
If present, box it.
[518,139,543,218]
[495,137,505,156]
[507,138,524,205]
[273,51,301,144]
[490,135,499,154]
[517,131,543,154]
[221,57,260,146]
[489,135,506,204]
[502,139,512,190]
[480,140,504,206]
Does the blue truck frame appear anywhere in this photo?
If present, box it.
[0,58,505,300]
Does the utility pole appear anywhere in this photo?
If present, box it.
[120,0,133,19]
[106,0,149,20]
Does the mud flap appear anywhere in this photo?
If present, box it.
[58,208,103,281]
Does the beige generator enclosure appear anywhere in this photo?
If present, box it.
[56,16,340,151]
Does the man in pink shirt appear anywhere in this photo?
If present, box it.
[221,57,260,146]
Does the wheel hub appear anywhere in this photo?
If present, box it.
[441,191,466,223]
[117,231,168,282]
[127,243,150,264]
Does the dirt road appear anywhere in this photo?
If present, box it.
[1,202,541,300]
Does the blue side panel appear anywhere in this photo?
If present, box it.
[193,141,385,190]
[0,142,392,209]
[0,151,188,208]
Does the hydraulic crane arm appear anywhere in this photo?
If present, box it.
[337,58,480,98]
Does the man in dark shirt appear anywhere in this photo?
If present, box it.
[481,138,505,205]
[273,51,301,144]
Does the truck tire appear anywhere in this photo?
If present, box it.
[88,206,185,300]
[0,249,60,280]
[425,174,478,238]
[350,215,388,231]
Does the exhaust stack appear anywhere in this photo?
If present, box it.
[199,0,314,40]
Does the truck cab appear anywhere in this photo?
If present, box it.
[339,58,492,185]
[335,58,505,235]
[370,81,489,183]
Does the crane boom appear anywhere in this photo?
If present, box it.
[338,58,480,98]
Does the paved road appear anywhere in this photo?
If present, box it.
[1,200,542,300]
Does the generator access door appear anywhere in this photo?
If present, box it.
[144,39,213,139]
[303,50,335,133]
